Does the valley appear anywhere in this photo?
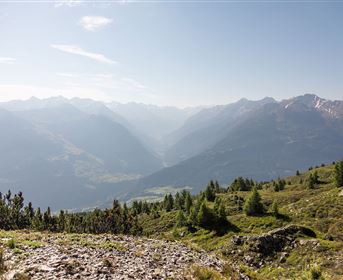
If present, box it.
[0,94,343,209]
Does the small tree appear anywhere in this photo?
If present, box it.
[307,171,319,189]
[243,187,264,216]
[205,182,216,202]
[176,210,187,227]
[271,200,279,217]
[197,202,212,228]
[184,192,192,214]
[334,160,343,187]
[164,194,174,212]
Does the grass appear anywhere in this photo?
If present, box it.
[138,163,343,279]
[102,258,112,268]
[189,265,225,280]
[13,272,31,280]
[0,163,341,280]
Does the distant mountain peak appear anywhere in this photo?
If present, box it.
[282,94,343,118]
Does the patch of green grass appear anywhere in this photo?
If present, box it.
[190,265,225,280]
[102,258,112,267]
[13,272,31,280]
[99,241,126,252]
[21,240,43,249]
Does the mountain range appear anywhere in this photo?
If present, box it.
[0,94,342,209]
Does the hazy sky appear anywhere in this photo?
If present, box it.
[0,0,342,107]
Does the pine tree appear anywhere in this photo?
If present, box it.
[196,202,212,228]
[214,181,220,193]
[184,192,192,214]
[334,160,343,187]
[205,182,215,202]
[307,171,319,189]
[164,194,174,212]
[23,202,34,228]
[176,210,187,227]
[213,197,221,213]
[218,204,227,222]
[271,200,279,217]
[58,210,65,232]
[243,187,264,216]
[43,207,52,230]
[11,192,24,229]
[174,192,184,210]
[32,208,43,231]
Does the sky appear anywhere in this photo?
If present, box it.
[0,0,342,107]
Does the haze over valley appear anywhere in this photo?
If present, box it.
[0,94,342,210]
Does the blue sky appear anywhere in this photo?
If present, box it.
[0,0,342,107]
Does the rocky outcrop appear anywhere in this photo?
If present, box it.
[2,233,224,280]
[227,225,316,267]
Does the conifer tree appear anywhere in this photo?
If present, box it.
[176,210,187,227]
[164,194,174,212]
[218,204,227,222]
[197,202,212,228]
[307,171,319,189]
[243,187,264,216]
[32,208,43,231]
[184,192,192,214]
[43,207,52,230]
[214,181,220,193]
[205,182,215,202]
[334,160,343,187]
[213,197,221,213]
[58,210,65,232]
[271,200,279,217]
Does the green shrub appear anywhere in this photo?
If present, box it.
[191,265,224,280]
[0,248,6,273]
[7,239,16,249]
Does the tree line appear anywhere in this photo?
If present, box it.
[1,160,342,235]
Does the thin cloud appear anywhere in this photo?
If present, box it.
[79,16,113,32]
[58,72,149,92]
[0,57,16,64]
[54,0,82,8]
[51,44,117,65]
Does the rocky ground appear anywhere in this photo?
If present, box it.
[1,232,225,280]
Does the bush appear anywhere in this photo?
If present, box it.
[302,264,326,280]
[7,239,16,249]
[0,248,6,273]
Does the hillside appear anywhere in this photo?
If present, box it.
[138,162,343,279]
[0,161,342,279]
[132,94,343,199]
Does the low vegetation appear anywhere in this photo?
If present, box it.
[0,159,342,279]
